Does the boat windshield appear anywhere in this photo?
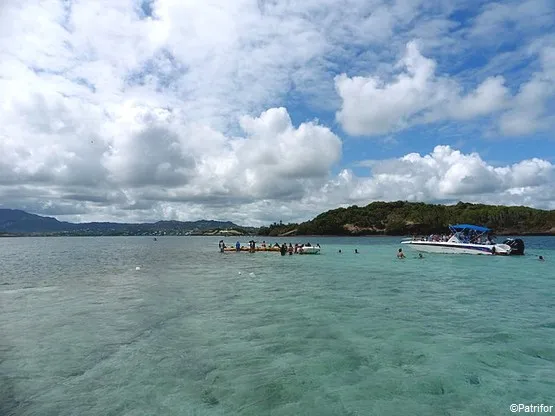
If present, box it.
[453,229,495,244]
[411,224,496,244]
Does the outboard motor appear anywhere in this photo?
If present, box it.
[502,238,525,255]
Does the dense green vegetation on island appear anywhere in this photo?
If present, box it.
[257,201,555,237]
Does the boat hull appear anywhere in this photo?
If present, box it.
[401,241,511,255]
[299,247,321,254]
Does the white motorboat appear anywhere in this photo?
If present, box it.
[400,224,522,255]
[299,245,321,254]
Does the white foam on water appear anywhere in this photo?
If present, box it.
[0,286,59,295]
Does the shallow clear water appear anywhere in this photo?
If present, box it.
[1,236,554,416]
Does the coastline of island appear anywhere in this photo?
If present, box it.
[1,201,554,237]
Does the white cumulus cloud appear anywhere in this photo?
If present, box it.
[340,146,555,209]
[335,41,510,136]
[499,44,555,135]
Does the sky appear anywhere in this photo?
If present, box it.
[0,0,554,226]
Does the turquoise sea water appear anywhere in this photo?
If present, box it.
[1,236,554,416]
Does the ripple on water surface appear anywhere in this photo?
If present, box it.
[1,236,554,415]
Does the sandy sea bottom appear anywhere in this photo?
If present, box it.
[1,236,554,416]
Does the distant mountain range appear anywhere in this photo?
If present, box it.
[0,209,255,236]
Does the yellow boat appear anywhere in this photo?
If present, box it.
[223,246,281,252]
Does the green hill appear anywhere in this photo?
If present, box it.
[257,201,555,236]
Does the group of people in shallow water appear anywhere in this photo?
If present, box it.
[395,248,427,259]
[218,240,320,255]
[337,247,413,259]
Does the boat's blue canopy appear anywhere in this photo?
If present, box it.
[450,224,491,232]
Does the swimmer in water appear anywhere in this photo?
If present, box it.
[354,249,358,254]
[397,248,405,259]
[539,255,545,261]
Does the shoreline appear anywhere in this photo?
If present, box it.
[2,233,555,238]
